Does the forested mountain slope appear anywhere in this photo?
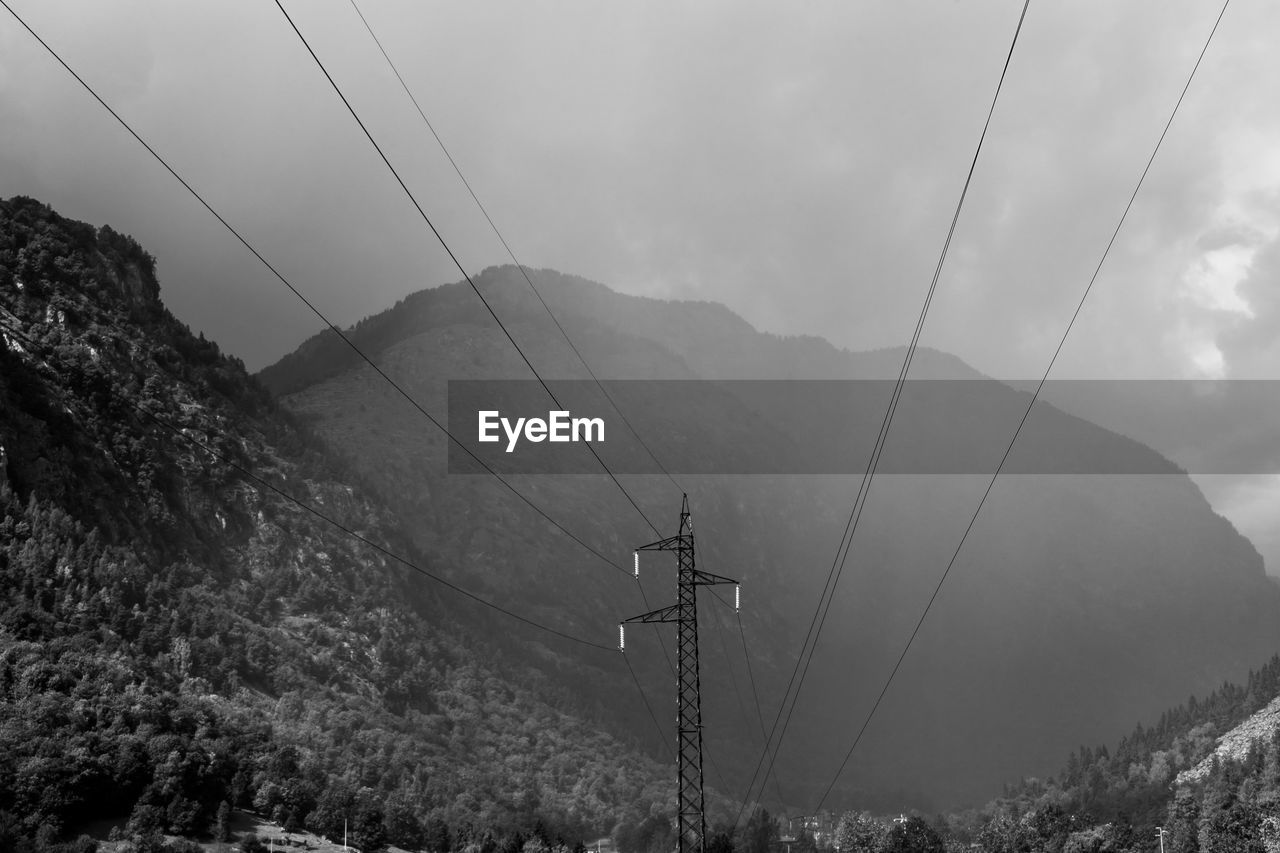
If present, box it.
[0,197,673,853]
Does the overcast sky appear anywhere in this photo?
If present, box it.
[3,1,1280,567]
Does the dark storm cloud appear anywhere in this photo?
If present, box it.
[0,1,1268,373]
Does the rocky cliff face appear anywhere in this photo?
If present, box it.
[1175,694,1280,786]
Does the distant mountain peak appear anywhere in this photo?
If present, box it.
[258,264,981,395]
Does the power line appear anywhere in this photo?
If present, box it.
[733,611,782,804]
[0,5,692,772]
[625,595,734,801]
[701,589,767,808]
[624,651,674,760]
[625,583,734,799]
[0,312,614,653]
[344,0,684,495]
[708,594,756,748]
[340,2,749,775]
[706,589,788,811]
[636,576,679,701]
[0,0,634,581]
[734,0,1032,824]
[810,0,1233,813]
[752,0,1033,808]
[623,639,733,817]
[272,0,663,537]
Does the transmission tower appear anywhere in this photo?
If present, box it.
[620,494,738,853]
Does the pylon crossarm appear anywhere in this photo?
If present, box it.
[636,534,685,552]
[691,569,737,587]
[623,604,681,624]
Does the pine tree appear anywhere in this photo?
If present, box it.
[744,808,777,853]
[1167,789,1200,853]
[1198,758,1260,853]
[214,801,232,843]
[425,816,452,853]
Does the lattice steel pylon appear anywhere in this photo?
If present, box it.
[620,494,738,853]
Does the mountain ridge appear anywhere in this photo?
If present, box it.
[257,266,980,398]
